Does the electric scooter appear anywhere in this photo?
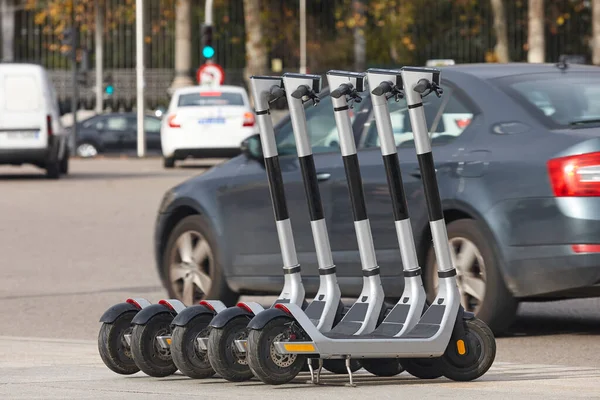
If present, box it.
[245,67,497,387]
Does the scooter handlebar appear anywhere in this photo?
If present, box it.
[413,79,430,94]
[371,81,393,96]
[291,85,311,99]
[331,83,353,99]
[269,85,285,101]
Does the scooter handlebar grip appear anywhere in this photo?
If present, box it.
[331,83,352,99]
[371,81,392,96]
[291,85,310,99]
[269,85,285,99]
[413,79,430,94]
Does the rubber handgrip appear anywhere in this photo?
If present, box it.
[291,85,310,99]
[270,85,285,98]
[331,83,351,99]
[413,79,430,94]
[372,81,392,96]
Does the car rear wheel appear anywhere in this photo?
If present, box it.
[162,214,238,306]
[163,157,175,168]
[424,219,517,335]
[77,142,98,158]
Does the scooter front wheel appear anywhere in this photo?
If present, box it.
[440,318,496,381]
[402,358,444,379]
[130,312,178,377]
[98,310,139,375]
[247,316,306,385]
[207,315,253,382]
[171,313,215,379]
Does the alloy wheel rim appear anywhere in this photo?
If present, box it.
[77,144,97,158]
[432,237,486,313]
[169,230,214,306]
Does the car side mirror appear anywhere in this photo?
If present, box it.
[240,133,263,160]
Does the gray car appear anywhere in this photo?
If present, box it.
[154,63,600,333]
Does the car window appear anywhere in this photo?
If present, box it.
[144,117,161,133]
[105,116,129,131]
[82,116,100,129]
[177,91,245,107]
[275,94,368,155]
[362,85,473,149]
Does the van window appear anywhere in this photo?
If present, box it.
[3,75,40,111]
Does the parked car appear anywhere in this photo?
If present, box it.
[160,85,257,168]
[72,113,162,158]
[153,63,600,334]
[0,63,69,178]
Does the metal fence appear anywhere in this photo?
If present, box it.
[1,0,594,111]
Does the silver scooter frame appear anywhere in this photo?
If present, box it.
[271,67,461,366]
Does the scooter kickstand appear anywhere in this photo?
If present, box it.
[317,359,323,384]
[307,359,315,384]
[344,357,356,387]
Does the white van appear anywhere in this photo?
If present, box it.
[0,63,70,178]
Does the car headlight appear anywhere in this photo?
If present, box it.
[158,189,177,213]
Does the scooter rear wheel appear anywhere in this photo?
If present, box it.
[440,318,496,381]
[98,310,139,375]
[402,358,444,379]
[361,358,404,377]
[207,315,253,382]
[171,313,215,379]
[247,316,306,385]
[130,312,178,377]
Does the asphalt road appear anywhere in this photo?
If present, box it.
[0,158,599,399]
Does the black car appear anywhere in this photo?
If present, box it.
[72,113,162,157]
[154,63,600,334]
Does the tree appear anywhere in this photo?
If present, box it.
[489,0,510,62]
[593,0,600,65]
[527,0,545,63]
[242,0,267,89]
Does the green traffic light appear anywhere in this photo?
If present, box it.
[202,46,215,59]
[105,85,114,95]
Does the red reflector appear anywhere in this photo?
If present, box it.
[274,304,291,314]
[547,152,600,197]
[167,114,180,128]
[46,115,53,136]
[572,244,600,254]
[199,300,215,311]
[455,118,471,129]
[126,298,142,309]
[200,91,222,97]
[236,302,255,314]
[243,111,255,127]
[158,299,174,310]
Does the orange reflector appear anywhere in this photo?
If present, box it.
[166,338,172,345]
[456,339,466,355]
[283,343,316,353]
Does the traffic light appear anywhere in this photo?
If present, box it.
[61,27,76,56]
[104,74,114,96]
[201,24,215,60]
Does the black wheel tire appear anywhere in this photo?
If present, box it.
[163,157,175,168]
[162,214,238,306]
[130,312,178,377]
[440,318,496,382]
[171,313,215,379]
[402,358,444,379]
[97,310,139,375]
[59,149,69,175]
[207,315,254,382]
[322,359,362,374]
[45,159,60,179]
[247,317,306,385]
[424,219,518,335]
[361,358,404,377]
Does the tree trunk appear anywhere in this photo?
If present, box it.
[243,0,267,90]
[353,0,366,70]
[593,0,600,65]
[527,0,545,63]
[1,0,15,62]
[170,0,193,91]
[490,0,510,62]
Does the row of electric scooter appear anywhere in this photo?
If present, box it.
[98,66,496,387]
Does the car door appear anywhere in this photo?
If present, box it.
[99,114,129,152]
[126,115,163,152]
[218,93,363,292]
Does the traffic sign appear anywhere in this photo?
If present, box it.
[196,62,225,85]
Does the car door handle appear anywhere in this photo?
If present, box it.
[316,172,331,182]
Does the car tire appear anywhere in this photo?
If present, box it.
[45,154,60,180]
[424,219,518,335]
[163,157,175,168]
[59,148,69,175]
[76,142,99,158]
[162,214,238,306]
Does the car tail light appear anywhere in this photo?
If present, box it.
[243,112,255,127]
[571,244,600,254]
[455,118,471,129]
[167,114,181,128]
[547,151,600,197]
[46,115,53,136]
